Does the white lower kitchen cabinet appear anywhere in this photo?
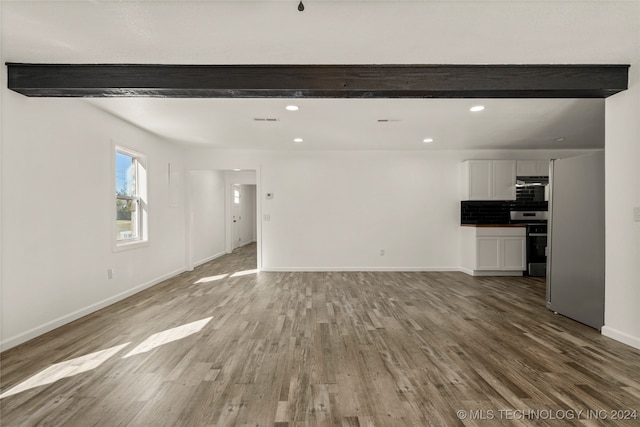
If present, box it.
[460,226,526,276]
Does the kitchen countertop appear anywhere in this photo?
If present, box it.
[461,223,527,227]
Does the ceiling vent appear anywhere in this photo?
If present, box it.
[253,118,279,122]
[377,119,401,123]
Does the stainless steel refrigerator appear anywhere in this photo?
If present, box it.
[547,151,605,330]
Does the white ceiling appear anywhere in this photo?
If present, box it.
[86,97,605,150]
[2,1,635,150]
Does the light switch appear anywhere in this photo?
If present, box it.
[634,206,640,222]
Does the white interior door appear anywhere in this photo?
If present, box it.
[240,185,257,245]
[231,184,241,250]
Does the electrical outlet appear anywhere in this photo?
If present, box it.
[379,248,385,256]
[107,268,113,280]
[263,214,271,221]
[634,206,640,222]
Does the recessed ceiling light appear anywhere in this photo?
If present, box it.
[555,137,566,142]
[423,138,434,143]
[286,105,299,111]
[470,105,485,112]
[232,169,241,171]
[293,138,303,143]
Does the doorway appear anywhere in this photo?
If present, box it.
[186,169,260,272]
[230,183,257,252]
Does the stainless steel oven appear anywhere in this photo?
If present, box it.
[510,210,548,277]
[526,223,548,276]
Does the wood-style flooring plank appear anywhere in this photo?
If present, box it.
[2,243,640,426]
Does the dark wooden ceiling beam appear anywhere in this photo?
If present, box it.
[6,63,629,98]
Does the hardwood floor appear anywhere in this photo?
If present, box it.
[2,244,639,426]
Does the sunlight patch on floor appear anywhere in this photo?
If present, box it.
[122,317,212,358]
[0,343,130,399]
[230,269,258,278]
[194,274,228,284]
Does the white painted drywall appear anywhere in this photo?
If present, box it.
[260,151,461,270]
[189,170,226,266]
[0,4,4,348]
[0,93,186,350]
[225,170,257,186]
[2,0,638,352]
[603,57,640,350]
[187,149,596,271]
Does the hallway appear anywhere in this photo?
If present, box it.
[1,244,639,426]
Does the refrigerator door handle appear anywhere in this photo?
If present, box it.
[546,159,555,309]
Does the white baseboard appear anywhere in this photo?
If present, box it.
[259,266,461,272]
[226,241,256,255]
[193,251,226,268]
[261,266,521,276]
[0,267,186,352]
[459,268,523,277]
[601,326,640,350]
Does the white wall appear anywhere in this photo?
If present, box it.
[239,185,257,246]
[187,148,594,271]
[603,56,640,349]
[2,0,638,351]
[1,92,186,350]
[225,170,257,186]
[0,3,4,348]
[189,170,226,266]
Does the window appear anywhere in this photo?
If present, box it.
[115,146,147,249]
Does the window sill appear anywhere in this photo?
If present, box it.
[113,239,149,252]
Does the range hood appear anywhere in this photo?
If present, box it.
[516,176,549,187]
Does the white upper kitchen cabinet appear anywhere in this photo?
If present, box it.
[492,160,517,200]
[462,160,492,200]
[516,160,549,177]
[461,160,516,200]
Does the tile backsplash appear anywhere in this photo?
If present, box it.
[516,184,546,202]
[461,200,549,224]
[516,176,549,202]
[461,201,510,224]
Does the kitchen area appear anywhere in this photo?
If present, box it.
[460,159,549,277]
[459,153,605,330]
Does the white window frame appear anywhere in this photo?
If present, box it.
[113,144,149,252]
